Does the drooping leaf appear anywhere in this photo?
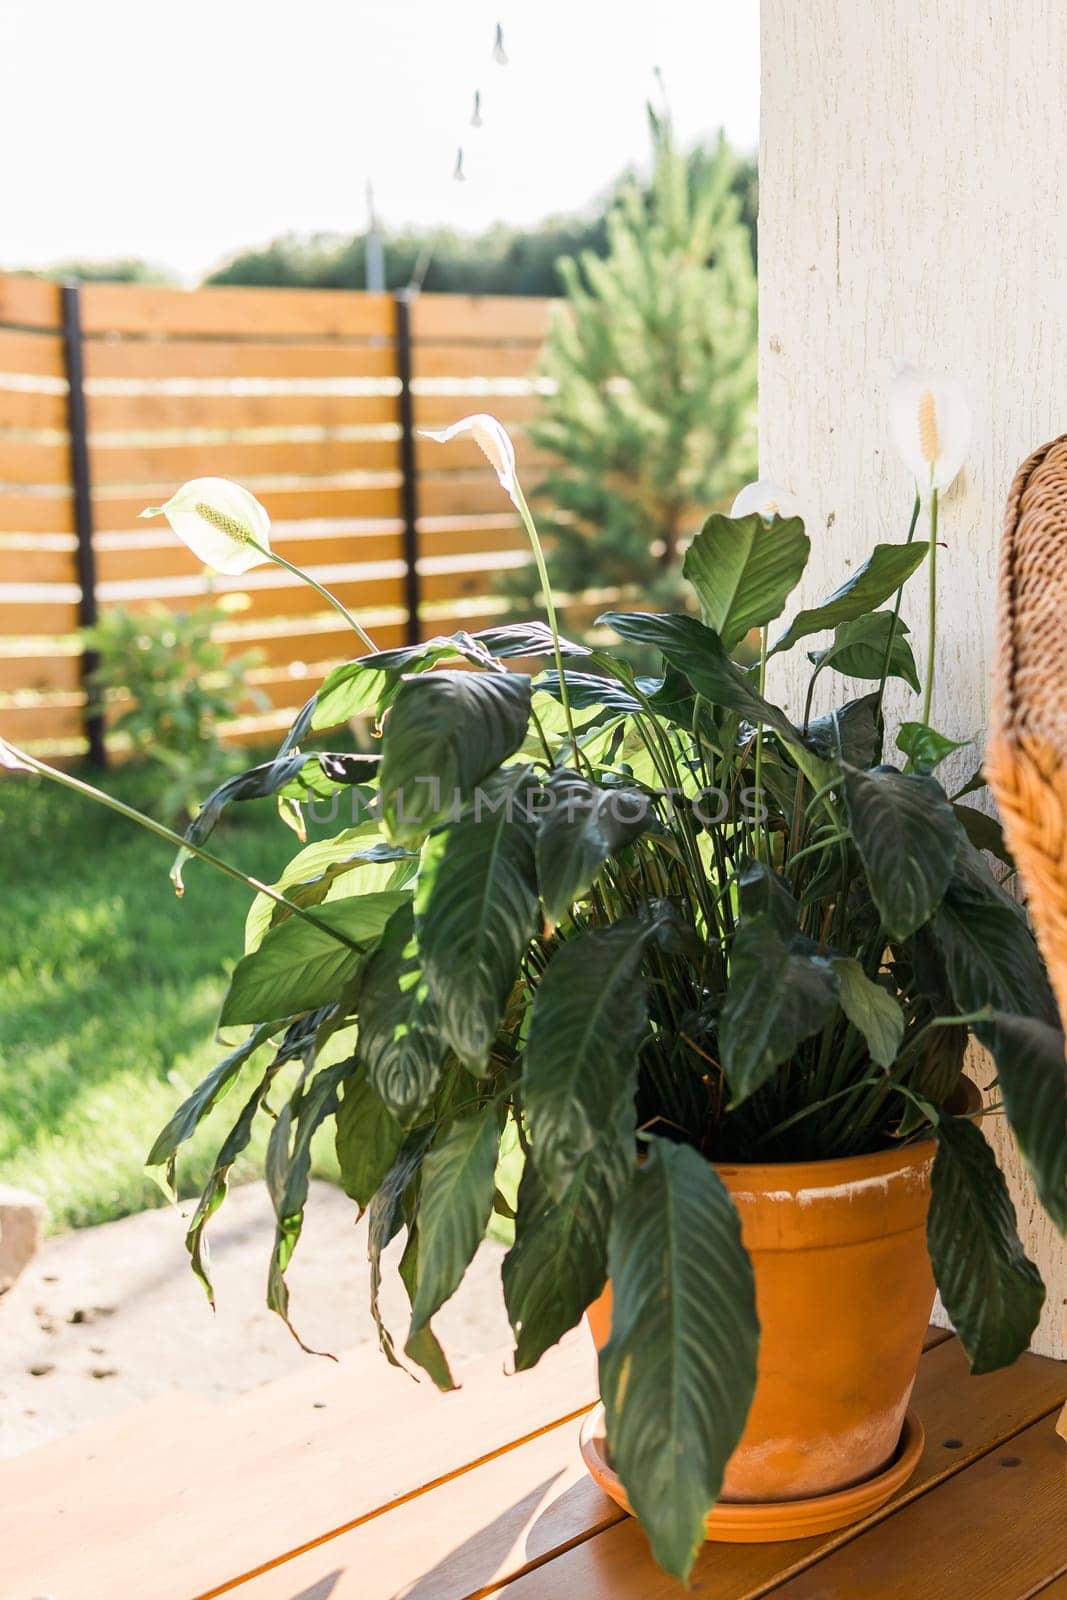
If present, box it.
[682,511,810,650]
[502,1136,629,1371]
[536,769,652,927]
[951,801,1014,869]
[933,844,1058,1026]
[805,693,880,768]
[812,610,920,693]
[221,892,408,1026]
[145,1020,278,1184]
[772,541,928,654]
[896,721,970,775]
[357,902,448,1123]
[244,826,416,950]
[378,670,532,843]
[719,913,838,1104]
[367,1128,434,1369]
[535,669,644,717]
[982,1012,1067,1233]
[600,1138,758,1582]
[928,1114,1045,1373]
[472,621,591,660]
[406,1111,501,1342]
[830,956,905,1068]
[524,920,650,1201]
[397,1225,457,1390]
[844,766,959,939]
[335,1065,403,1209]
[415,766,540,1070]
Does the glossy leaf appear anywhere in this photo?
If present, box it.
[896,721,969,775]
[244,827,415,950]
[406,1111,501,1341]
[845,766,959,939]
[813,610,920,693]
[536,769,652,927]
[830,956,905,1068]
[600,1138,758,1582]
[334,1066,403,1209]
[933,845,1058,1026]
[357,903,448,1124]
[719,913,838,1103]
[524,920,650,1201]
[146,1020,277,1183]
[928,1114,1045,1373]
[982,1012,1067,1233]
[682,511,809,650]
[772,541,928,654]
[220,892,408,1026]
[378,670,532,843]
[415,767,540,1070]
[805,693,880,768]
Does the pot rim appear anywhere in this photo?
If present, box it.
[711,1074,981,1195]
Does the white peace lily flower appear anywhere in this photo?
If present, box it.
[139,477,272,575]
[730,478,800,521]
[887,364,972,493]
[419,413,518,506]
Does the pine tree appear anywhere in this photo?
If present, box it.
[516,109,758,622]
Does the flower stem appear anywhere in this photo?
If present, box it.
[511,481,581,767]
[6,747,363,950]
[251,543,378,654]
[920,488,939,727]
[873,490,922,756]
[753,624,770,858]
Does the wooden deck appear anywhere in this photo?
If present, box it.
[2,1326,1064,1599]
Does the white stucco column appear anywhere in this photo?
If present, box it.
[759,0,1066,1356]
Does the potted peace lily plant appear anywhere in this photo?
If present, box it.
[4,379,1065,1583]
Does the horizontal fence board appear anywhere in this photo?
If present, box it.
[0,275,63,331]
[89,434,400,489]
[93,528,403,585]
[0,543,77,584]
[0,700,83,743]
[96,570,407,623]
[86,389,397,433]
[412,342,542,380]
[411,294,559,343]
[412,390,544,428]
[84,338,396,382]
[0,598,80,634]
[0,436,70,485]
[420,556,527,606]
[80,283,394,340]
[413,433,550,475]
[419,474,519,518]
[0,491,74,535]
[0,328,65,380]
[418,520,529,559]
[93,482,401,533]
[0,652,80,694]
[0,385,68,430]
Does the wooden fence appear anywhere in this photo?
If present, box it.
[0,273,558,759]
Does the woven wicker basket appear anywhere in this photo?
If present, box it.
[985,436,1067,1428]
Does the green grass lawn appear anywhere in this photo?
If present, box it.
[0,760,342,1232]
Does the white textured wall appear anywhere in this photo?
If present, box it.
[760,0,1066,1356]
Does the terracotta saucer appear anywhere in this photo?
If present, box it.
[579,1405,925,1544]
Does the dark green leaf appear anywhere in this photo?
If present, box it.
[524,920,649,1201]
[406,1111,501,1340]
[379,670,532,843]
[398,1227,457,1390]
[845,766,959,939]
[244,826,415,950]
[357,903,447,1123]
[830,956,904,1067]
[145,1020,278,1181]
[220,892,408,1026]
[952,801,1014,868]
[928,1115,1045,1373]
[335,1065,403,1209]
[983,1012,1067,1233]
[805,693,880,768]
[415,767,540,1070]
[934,846,1058,1026]
[735,858,799,938]
[473,621,591,659]
[600,1138,758,1582]
[896,721,969,775]
[772,541,928,654]
[813,610,920,693]
[536,769,652,927]
[367,1128,434,1369]
[503,1137,629,1370]
[720,914,838,1103]
[682,512,809,650]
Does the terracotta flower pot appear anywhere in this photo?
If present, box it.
[586,1097,975,1522]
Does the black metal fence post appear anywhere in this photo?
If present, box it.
[394,291,422,646]
[61,282,106,766]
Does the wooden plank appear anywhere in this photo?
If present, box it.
[0,434,70,484]
[0,383,68,430]
[414,432,551,475]
[0,597,80,634]
[418,521,529,560]
[0,1334,596,1600]
[0,650,80,694]
[84,337,396,382]
[412,342,542,380]
[419,555,528,607]
[0,699,83,743]
[229,1411,620,1600]
[412,294,558,344]
[92,483,400,532]
[0,490,74,535]
[419,475,520,519]
[86,389,397,433]
[495,1339,1067,1600]
[0,327,65,380]
[88,433,399,489]
[0,273,63,330]
[0,542,76,584]
[226,617,407,669]
[769,1415,1067,1599]
[93,527,402,586]
[413,391,544,429]
[80,282,393,340]
[96,569,406,623]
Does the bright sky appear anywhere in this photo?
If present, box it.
[0,1,758,283]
